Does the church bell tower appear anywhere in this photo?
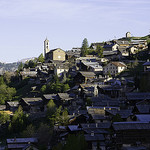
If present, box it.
[44,38,50,58]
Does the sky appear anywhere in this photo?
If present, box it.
[0,0,150,63]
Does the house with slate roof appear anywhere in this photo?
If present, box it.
[7,137,38,150]
[103,42,118,52]
[143,60,150,72]
[112,122,150,147]
[103,61,127,76]
[20,97,43,113]
[74,71,97,84]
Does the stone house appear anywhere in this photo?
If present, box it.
[45,48,66,62]
[54,64,69,77]
[103,61,127,76]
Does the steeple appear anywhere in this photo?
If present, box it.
[44,38,50,58]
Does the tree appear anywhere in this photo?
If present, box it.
[24,60,37,68]
[9,106,28,133]
[96,45,104,58]
[40,85,47,93]
[21,124,35,137]
[0,111,10,125]
[18,62,24,72]
[37,53,44,63]
[81,38,89,57]
[0,76,4,85]
[62,83,70,92]
[3,72,12,84]
[50,106,69,126]
[0,84,16,104]
[50,106,62,126]
[61,108,69,126]
[46,99,56,117]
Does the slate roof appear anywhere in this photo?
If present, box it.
[91,114,107,120]
[7,101,19,107]
[111,61,127,67]
[68,125,81,131]
[0,105,6,110]
[79,71,96,78]
[122,146,147,150]
[84,128,108,134]
[143,61,150,66]
[103,51,118,56]
[98,84,121,91]
[48,48,65,52]
[106,109,133,119]
[7,138,38,144]
[91,95,120,107]
[90,42,104,47]
[43,94,57,100]
[113,122,150,130]
[103,43,116,48]
[126,93,150,101]
[136,105,150,114]
[57,93,71,100]
[22,98,43,106]
[135,114,150,122]
[81,122,111,129]
[116,40,130,45]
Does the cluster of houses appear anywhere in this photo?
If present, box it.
[1,33,150,150]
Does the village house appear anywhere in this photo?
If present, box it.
[78,84,99,99]
[90,42,104,50]
[76,56,98,65]
[103,42,118,52]
[20,97,44,113]
[74,71,97,84]
[97,84,122,98]
[131,40,148,50]
[6,137,38,150]
[115,40,130,47]
[126,92,150,106]
[133,99,150,114]
[91,95,120,107]
[6,101,19,112]
[105,109,133,121]
[143,60,150,72]
[20,68,37,79]
[103,61,127,76]
[80,122,111,150]
[80,61,103,73]
[112,122,150,147]
[54,63,69,77]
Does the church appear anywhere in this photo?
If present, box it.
[44,38,66,62]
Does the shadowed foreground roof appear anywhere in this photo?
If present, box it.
[113,122,150,130]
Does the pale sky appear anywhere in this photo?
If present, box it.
[0,0,150,63]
